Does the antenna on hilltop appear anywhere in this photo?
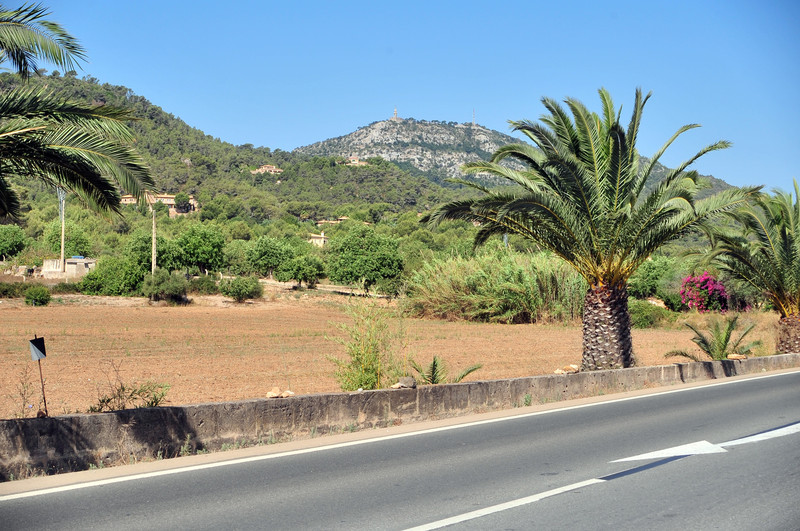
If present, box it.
[472,108,475,126]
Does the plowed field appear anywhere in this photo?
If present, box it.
[0,290,778,419]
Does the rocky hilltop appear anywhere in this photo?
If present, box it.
[295,116,520,184]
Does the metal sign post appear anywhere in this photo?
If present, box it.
[29,335,48,417]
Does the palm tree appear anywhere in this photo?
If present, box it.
[424,88,759,370]
[410,356,482,385]
[0,3,153,219]
[665,315,761,362]
[706,183,800,353]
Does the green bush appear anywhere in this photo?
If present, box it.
[188,274,219,294]
[24,285,51,306]
[50,282,82,294]
[629,299,674,328]
[141,268,189,304]
[404,247,585,324]
[659,291,686,312]
[219,276,263,302]
[80,258,143,296]
[0,282,26,298]
[327,301,406,391]
[0,225,26,260]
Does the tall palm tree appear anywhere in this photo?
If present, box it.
[0,3,153,219]
[424,88,759,370]
[706,183,800,353]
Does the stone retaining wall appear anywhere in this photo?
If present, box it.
[2,354,799,481]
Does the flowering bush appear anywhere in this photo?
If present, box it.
[680,271,727,312]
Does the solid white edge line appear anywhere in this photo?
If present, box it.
[404,479,606,531]
[2,369,797,502]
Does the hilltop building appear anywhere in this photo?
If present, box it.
[120,193,198,218]
[250,164,284,175]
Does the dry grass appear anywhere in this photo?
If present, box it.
[0,291,781,419]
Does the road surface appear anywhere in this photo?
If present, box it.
[2,370,799,530]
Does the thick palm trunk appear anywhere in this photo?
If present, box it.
[581,284,635,370]
[776,313,800,353]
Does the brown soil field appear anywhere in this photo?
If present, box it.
[0,289,780,420]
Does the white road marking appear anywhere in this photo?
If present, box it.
[612,440,727,462]
[404,479,606,531]
[720,422,800,447]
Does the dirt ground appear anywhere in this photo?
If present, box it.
[0,289,780,420]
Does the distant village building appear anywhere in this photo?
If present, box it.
[308,231,328,247]
[41,257,97,279]
[346,156,368,166]
[250,164,284,175]
[120,193,198,218]
[315,216,351,227]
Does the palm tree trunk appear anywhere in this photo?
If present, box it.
[581,284,636,370]
[776,314,800,353]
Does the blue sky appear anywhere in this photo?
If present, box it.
[48,0,799,193]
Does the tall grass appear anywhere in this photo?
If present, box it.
[403,247,586,324]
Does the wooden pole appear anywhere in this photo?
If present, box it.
[34,334,48,417]
[37,359,47,417]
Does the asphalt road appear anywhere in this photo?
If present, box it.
[2,371,799,530]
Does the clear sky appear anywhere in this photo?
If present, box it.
[47,0,799,193]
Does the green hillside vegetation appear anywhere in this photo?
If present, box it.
[0,73,768,326]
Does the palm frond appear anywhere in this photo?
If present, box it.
[0,3,85,77]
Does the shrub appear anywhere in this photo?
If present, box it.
[680,271,727,312]
[326,301,406,391]
[188,274,219,294]
[659,291,687,312]
[0,282,26,298]
[628,256,674,299]
[80,258,143,295]
[141,268,189,304]
[219,275,263,302]
[0,225,26,260]
[404,248,585,324]
[24,285,51,306]
[50,282,82,294]
[629,299,673,328]
[89,362,170,412]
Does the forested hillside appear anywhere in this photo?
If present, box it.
[0,71,752,316]
[0,71,454,224]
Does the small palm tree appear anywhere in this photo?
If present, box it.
[410,356,482,385]
[424,88,759,370]
[706,183,800,353]
[0,3,153,219]
[665,315,761,361]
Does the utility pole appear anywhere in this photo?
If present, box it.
[147,192,156,275]
[57,187,66,273]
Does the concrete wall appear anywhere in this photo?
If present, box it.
[2,354,799,481]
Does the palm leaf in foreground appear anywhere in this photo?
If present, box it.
[0,86,153,218]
